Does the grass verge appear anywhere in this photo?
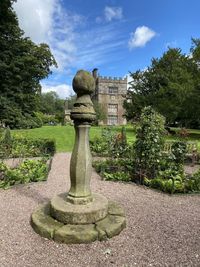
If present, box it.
[12,125,200,152]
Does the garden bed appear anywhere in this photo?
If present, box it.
[0,157,52,189]
[2,157,52,169]
[0,127,55,189]
[91,108,200,195]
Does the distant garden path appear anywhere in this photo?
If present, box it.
[0,153,200,267]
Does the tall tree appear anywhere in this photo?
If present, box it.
[39,91,65,115]
[124,40,200,128]
[0,0,57,128]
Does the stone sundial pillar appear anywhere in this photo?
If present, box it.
[31,70,126,244]
[67,70,96,204]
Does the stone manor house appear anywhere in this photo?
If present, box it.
[92,68,127,126]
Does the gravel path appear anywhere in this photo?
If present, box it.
[0,153,200,267]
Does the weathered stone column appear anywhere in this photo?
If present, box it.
[67,70,96,204]
[68,124,93,202]
[31,70,126,244]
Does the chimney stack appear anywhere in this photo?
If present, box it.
[92,68,98,80]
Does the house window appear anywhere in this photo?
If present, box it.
[110,95,116,100]
[107,115,118,125]
[108,86,118,94]
[108,104,118,113]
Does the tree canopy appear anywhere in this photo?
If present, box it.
[0,0,57,128]
[39,91,65,115]
[124,39,200,128]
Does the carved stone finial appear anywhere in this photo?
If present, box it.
[70,70,96,122]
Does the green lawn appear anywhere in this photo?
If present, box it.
[12,126,75,152]
[12,125,200,152]
[12,125,136,152]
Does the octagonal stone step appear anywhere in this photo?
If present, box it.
[31,203,64,239]
[50,193,108,224]
[31,199,126,244]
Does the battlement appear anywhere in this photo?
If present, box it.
[98,76,127,81]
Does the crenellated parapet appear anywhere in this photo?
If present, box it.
[98,76,127,81]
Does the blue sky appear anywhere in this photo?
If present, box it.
[14,0,200,98]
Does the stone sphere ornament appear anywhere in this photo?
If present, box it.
[70,70,96,123]
[31,70,126,244]
[72,70,95,95]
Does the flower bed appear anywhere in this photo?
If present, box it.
[0,158,51,189]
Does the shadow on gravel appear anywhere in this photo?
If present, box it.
[13,185,50,203]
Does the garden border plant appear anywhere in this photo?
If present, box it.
[91,126,134,182]
[92,107,200,195]
[0,127,55,189]
[0,158,50,189]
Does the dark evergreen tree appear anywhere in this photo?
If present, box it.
[0,0,57,128]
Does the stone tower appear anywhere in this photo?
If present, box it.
[92,69,127,125]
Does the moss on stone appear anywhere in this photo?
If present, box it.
[54,224,98,244]
[108,201,125,217]
[31,203,63,239]
[95,215,126,239]
[31,200,126,243]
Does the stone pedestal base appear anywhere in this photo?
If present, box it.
[50,193,108,224]
[31,196,126,244]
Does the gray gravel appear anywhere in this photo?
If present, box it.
[0,153,200,267]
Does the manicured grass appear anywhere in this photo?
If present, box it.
[91,125,136,143]
[12,126,75,152]
[167,129,200,150]
[12,125,200,152]
[12,125,136,152]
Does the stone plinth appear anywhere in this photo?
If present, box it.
[31,70,126,244]
[31,201,126,243]
[50,193,108,224]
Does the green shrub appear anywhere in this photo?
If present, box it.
[0,135,56,159]
[145,174,185,194]
[90,136,108,155]
[0,158,49,189]
[134,106,165,182]
[144,166,200,194]
[11,137,56,158]
[10,113,43,129]
[171,141,187,165]
[90,126,132,158]
[185,170,200,192]
[102,171,130,182]
[0,127,12,158]
[34,112,58,126]
[93,158,132,182]
[92,160,109,173]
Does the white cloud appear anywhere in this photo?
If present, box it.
[41,83,73,99]
[129,26,156,49]
[13,0,83,72]
[13,0,56,44]
[104,6,123,22]
[13,1,125,85]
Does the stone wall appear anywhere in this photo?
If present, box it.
[94,76,127,125]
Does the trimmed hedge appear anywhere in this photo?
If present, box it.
[11,137,56,158]
[0,135,56,159]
